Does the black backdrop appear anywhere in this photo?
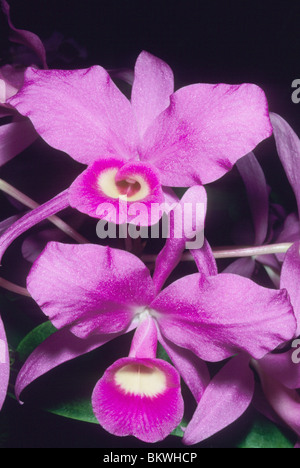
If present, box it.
[0,0,299,449]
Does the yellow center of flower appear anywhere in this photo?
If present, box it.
[114,363,166,397]
[97,169,150,202]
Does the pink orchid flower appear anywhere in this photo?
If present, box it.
[5,50,272,225]
[252,242,300,442]
[0,50,273,259]
[14,235,296,443]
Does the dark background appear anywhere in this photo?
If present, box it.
[0,0,299,449]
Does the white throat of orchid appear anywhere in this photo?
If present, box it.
[114,363,167,397]
[98,169,150,202]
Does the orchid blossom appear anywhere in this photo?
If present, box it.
[251,242,300,443]
[13,231,296,443]
[0,49,273,262]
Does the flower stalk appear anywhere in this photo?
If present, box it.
[0,178,88,244]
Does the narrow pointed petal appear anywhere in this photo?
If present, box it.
[0,315,9,410]
[9,67,139,165]
[183,355,254,445]
[92,357,184,443]
[191,239,218,276]
[0,189,70,264]
[15,327,132,402]
[27,242,156,339]
[141,83,272,186]
[236,152,269,245]
[157,330,210,403]
[152,185,207,293]
[281,242,300,335]
[152,273,296,361]
[131,51,174,138]
[270,113,300,219]
[1,0,47,69]
[0,120,37,167]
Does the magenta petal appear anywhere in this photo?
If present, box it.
[27,242,155,338]
[1,0,47,69]
[0,315,9,410]
[0,189,70,264]
[281,242,300,336]
[222,257,256,279]
[152,185,207,293]
[129,316,158,359]
[258,368,300,437]
[157,329,210,403]
[270,113,300,219]
[141,83,272,186]
[0,120,37,167]
[92,357,184,443]
[15,327,130,402]
[69,158,164,226]
[9,67,139,165]
[183,354,254,445]
[152,273,296,361]
[236,152,269,245]
[131,51,174,138]
[191,239,218,276]
[258,351,300,390]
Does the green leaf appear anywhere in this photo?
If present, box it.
[171,418,187,438]
[16,321,57,362]
[237,414,295,449]
[44,396,99,424]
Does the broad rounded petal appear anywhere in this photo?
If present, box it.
[15,327,130,402]
[281,242,300,335]
[27,242,156,338]
[9,67,139,164]
[0,189,70,265]
[152,273,296,362]
[141,83,272,186]
[131,51,174,137]
[236,152,269,246]
[69,158,164,226]
[270,113,300,219]
[157,329,210,403]
[258,350,300,390]
[1,0,47,69]
[183,355,254,445]
[0,315,9,410]
[0,120,37,167]
[92,357,184,443]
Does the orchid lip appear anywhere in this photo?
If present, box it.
[97,168,151,202]
[114,362,167,397]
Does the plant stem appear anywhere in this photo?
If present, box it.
[0,276,30,297]
[142,242,293,263]
[0,178,88,244]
